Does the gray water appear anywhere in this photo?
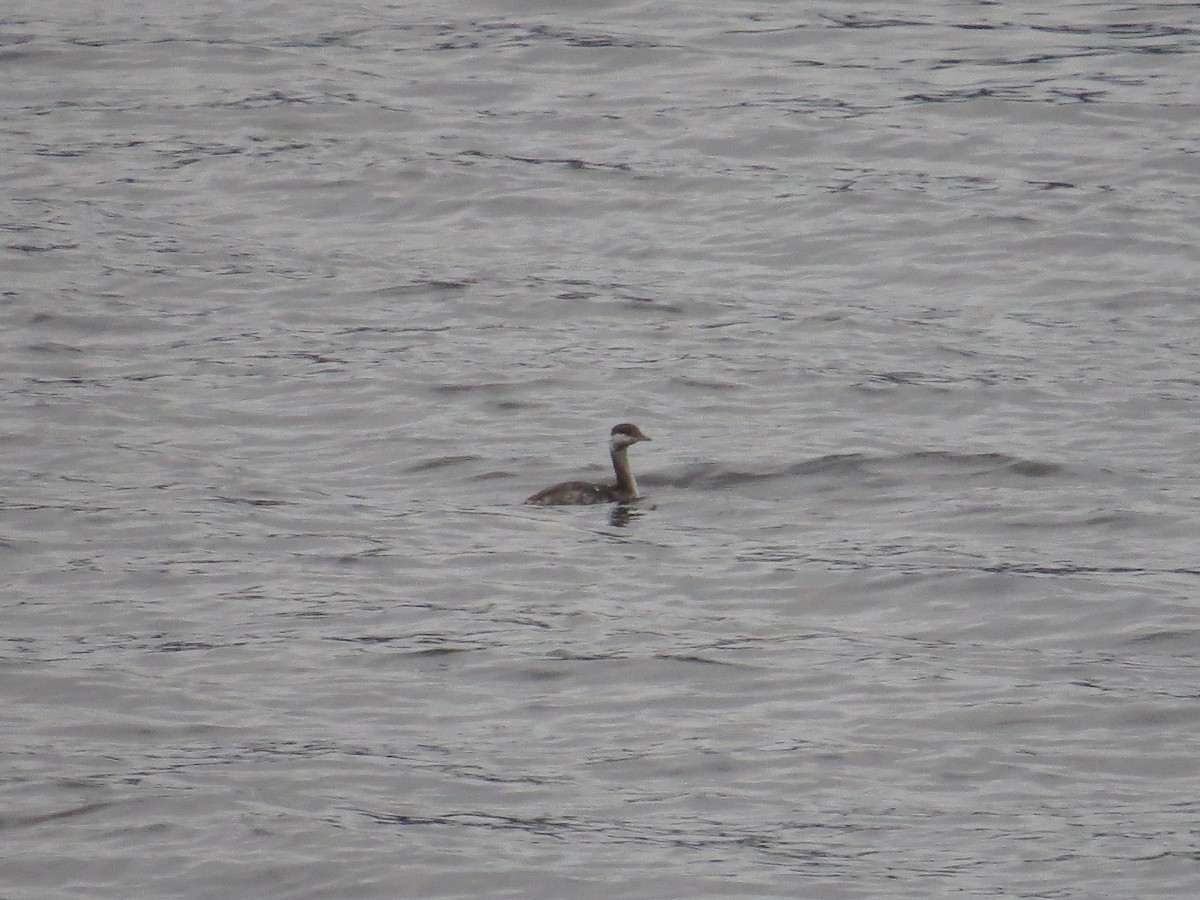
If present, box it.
[4,1,1200,897]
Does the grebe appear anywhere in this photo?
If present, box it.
[525,423,652,505]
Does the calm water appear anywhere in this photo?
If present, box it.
[3,1,1200,897]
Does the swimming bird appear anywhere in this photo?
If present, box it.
[525,423,651,505]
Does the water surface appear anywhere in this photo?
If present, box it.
[3,1,1200,897]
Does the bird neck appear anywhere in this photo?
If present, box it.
[610,445,639,498]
